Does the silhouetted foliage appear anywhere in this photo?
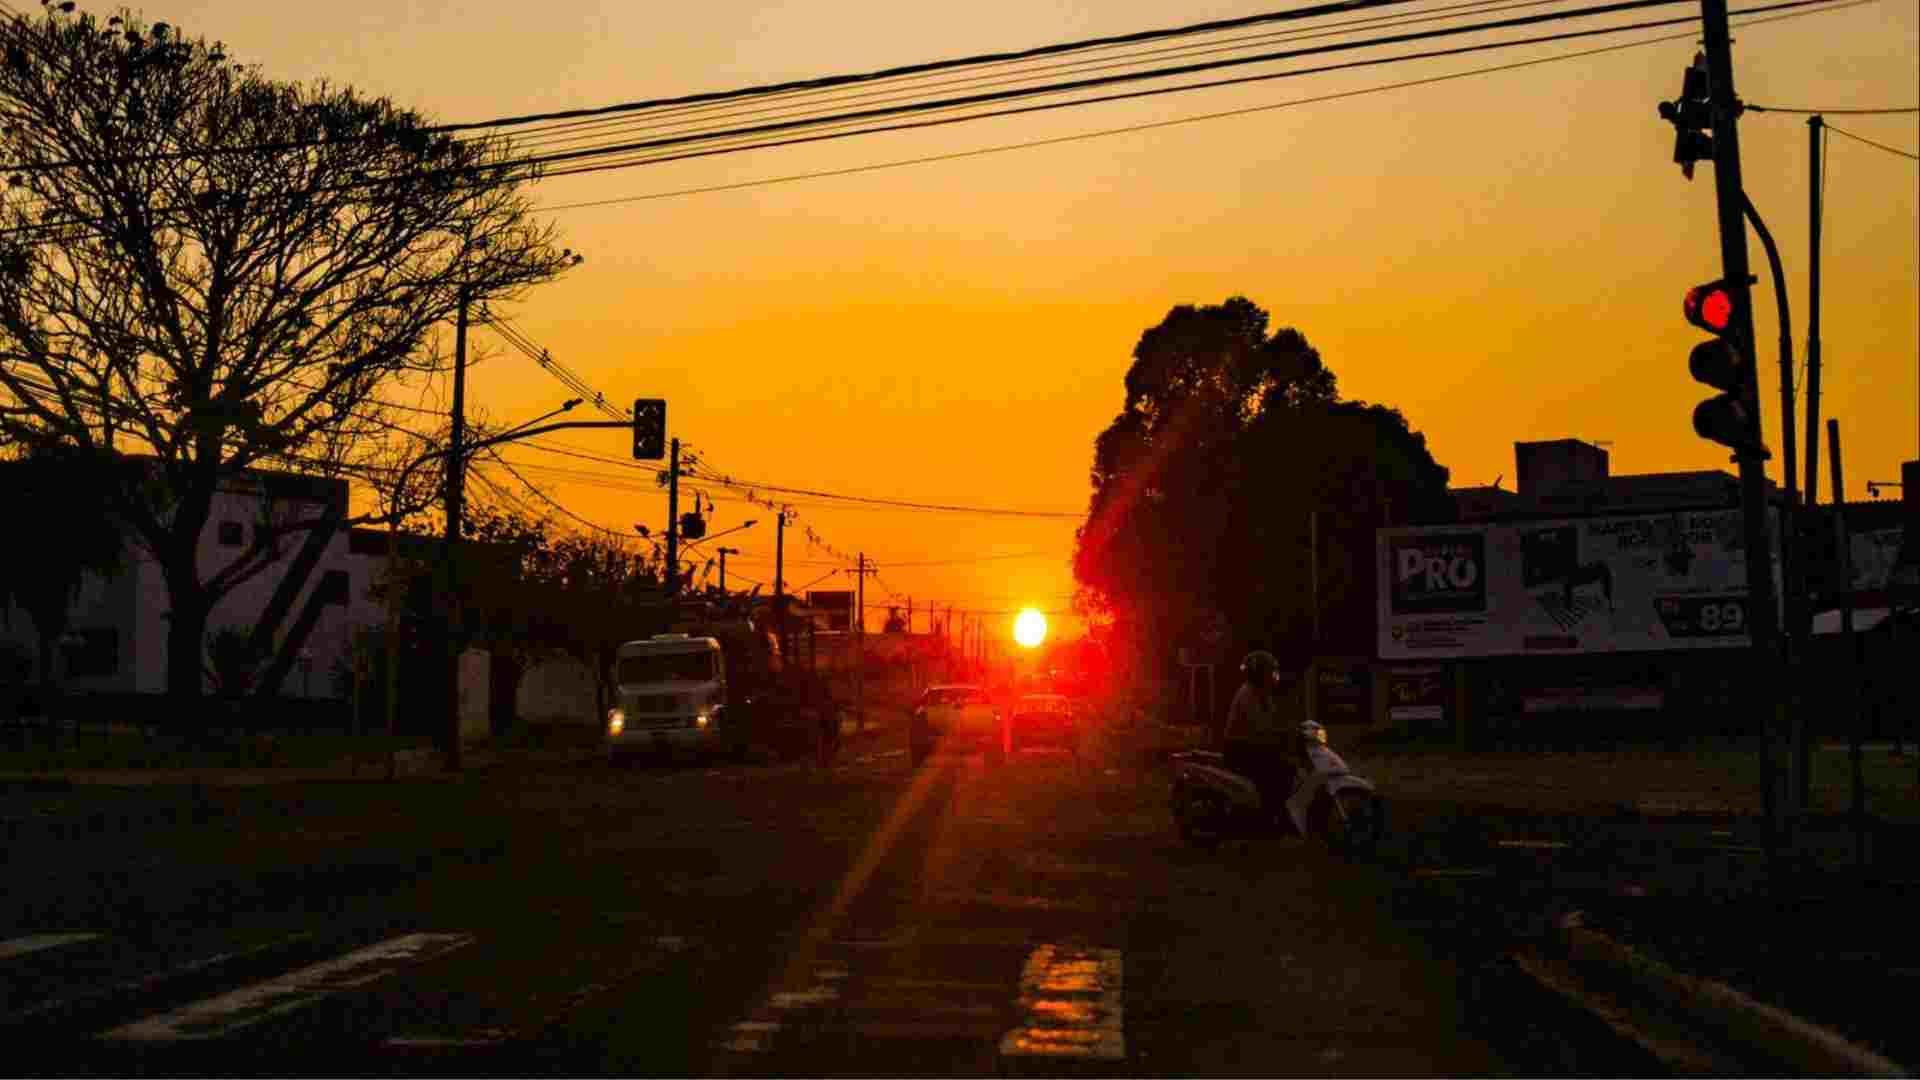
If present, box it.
[0,446,127,699]
[1074,297,1452,682]
[0,5,577,702]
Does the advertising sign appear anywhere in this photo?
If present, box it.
[1377,508,1779,659]
[807,590,855,632]
[1385,664,1447,725]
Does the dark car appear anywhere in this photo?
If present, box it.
[910,684,1008,767]
[1008,693,1081,757]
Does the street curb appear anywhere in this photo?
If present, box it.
[1560,924,1909,1077]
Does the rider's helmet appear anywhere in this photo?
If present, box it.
[1298,720,1328,746]
[1240,650,1277,686]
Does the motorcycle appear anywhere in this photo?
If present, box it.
[1170,722,1385,856]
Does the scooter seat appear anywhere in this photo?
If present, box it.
[1172,749,1226,765]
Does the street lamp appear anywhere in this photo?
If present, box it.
[716,546,740,591]
[491,398,582,443]
[683,519,758,549]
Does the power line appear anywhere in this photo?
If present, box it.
[496,0,1569,158]
[539,0,1863,212]
[377,0,1430,139]
[512,0,1711,183]
[1747,104,1919,115]
[0,0,1420,176]
[2,0,1706,201]
[1826,123,1920,161]
[0,0,1849,243]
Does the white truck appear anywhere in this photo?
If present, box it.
[604,633,747,762]
[605,606,839,763]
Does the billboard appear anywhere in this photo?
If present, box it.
[808,590,855,632]
[1377,508,1780,659]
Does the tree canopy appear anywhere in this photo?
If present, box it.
[1073,297,1452,682]
[0,5,578,699]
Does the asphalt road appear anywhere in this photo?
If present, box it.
[4,735,1512,1077]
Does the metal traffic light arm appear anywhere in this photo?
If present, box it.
[387,418,639,519]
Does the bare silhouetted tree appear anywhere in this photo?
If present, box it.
[0,6,578,701]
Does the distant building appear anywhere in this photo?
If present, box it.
[1,464,460,700]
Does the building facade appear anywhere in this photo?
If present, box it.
[2,466,403,700]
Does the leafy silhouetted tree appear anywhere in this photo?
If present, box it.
[0,446,127,707]
[0,6,578,705]
[1074,297,1450,683]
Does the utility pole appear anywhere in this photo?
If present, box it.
[1805,115,1826,513]
[665,438,681,596]
[853,553,870,731]
[440,284,471,772]
[1828,419,1866,866]
[1700,0,1786,854]
[773,506,788,654]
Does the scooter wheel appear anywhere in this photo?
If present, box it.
[1323,790,1384,856]
[1174,789,1226,851]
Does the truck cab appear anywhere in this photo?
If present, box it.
[605,633,747,761]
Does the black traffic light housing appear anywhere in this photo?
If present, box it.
[1684,278,1769,459]
[1657,53,1715,180]
[632,398,666,460]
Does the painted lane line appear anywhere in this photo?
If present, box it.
[0,932,102,961]
[999,945,1124,1063]
[720,964,848,1054]
[383,935,692,1051]
[99,933,473,1043]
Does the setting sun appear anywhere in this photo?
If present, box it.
[1013,608,1048,649]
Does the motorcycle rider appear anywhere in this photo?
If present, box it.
[1224,650,1297,816]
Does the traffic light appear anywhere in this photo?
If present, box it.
[1657,52,1714,180]
[632,398,666,460]
[1684,279,1769,459]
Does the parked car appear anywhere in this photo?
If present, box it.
[910,684,1007,767]
[1008,693,1081,757]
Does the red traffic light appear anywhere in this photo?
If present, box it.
[1684,280,1738,334]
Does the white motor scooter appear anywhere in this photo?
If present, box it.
[1170,721,1384,855]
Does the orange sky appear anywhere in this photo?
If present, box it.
[158,0,1917,637]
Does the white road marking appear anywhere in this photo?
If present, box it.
[0,932,101,960]
[99,933,473,1042]
[383,935,692,1050]
[999,945,1125,1063]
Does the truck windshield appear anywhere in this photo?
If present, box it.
[617,650,718,684]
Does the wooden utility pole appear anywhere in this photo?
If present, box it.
[1828,419,1866,865]
[665,438,681,596]
[440,285,471,772]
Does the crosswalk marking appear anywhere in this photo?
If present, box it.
[99,933,473,1043]
[999,945,1125,1063]
[0,932,101,960]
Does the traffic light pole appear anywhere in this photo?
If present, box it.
[665,438,681,597]
[1699,0,1785,859]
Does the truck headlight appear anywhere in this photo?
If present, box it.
[607,708,625,736]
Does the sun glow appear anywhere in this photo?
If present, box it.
[1014,608,1048,649]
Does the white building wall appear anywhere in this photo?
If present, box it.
[6,473,374,700]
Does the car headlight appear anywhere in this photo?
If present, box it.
[696,705,723,729]
[607,708,625,736]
